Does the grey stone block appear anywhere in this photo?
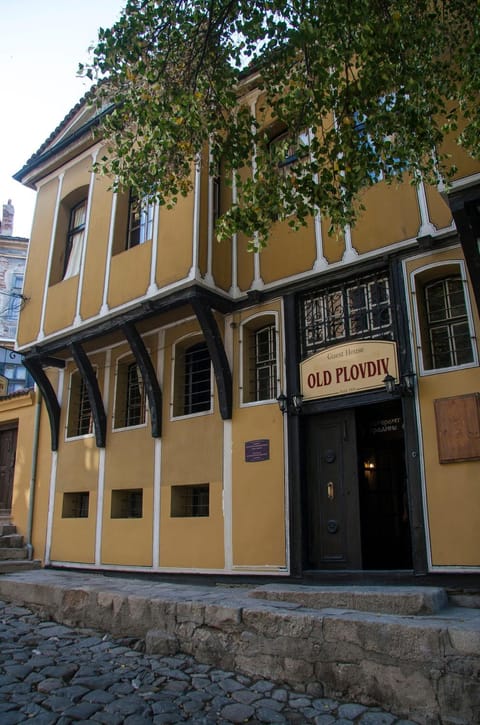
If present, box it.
[145,628,179,655]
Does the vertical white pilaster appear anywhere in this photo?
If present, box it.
[44,366,64,564]
[100,192,118,315]
[223,420,233,571]
[229,172,241,298]
[313,212,329,271]
[309,128,329,272]
[416,180,437,237]
[223,315,234,571]
[153,439,162,568]
[204,140,215,286]
[152,329,165,568]
[246,90,264,291]
[44,452,58,566]
[95,349,111,565]
[147,203,160,295]
[189,157,202,279]
[342,224,359,262]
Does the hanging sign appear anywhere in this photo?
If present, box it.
[300,340,399,400]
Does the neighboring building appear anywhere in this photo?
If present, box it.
[11,81,480,576]
[0,201,34,520]
[0,201,31,391]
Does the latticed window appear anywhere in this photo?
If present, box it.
[172,339,212,417]
[111,489,143,518]
[299,272,393,358]
[114,360,146,429]
[254,325,277,401]
[62,492,89,518]
[77,379,93,436]
[67,371,93,438]
[241,315,278,404]
[171,484,210,517]
[425,276,474,369]
[184,342,211,415]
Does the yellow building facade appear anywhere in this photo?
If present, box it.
[12,89,480,577]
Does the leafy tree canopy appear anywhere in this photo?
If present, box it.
[80,0,480,248]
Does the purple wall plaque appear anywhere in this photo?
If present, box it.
[245,439,270,462]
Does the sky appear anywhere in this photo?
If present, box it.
[0,0,127,238]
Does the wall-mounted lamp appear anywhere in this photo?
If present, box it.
[277,392,303,415]
[383,371,416,396]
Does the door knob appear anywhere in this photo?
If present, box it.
[327,481,334,500]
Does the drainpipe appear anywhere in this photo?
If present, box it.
[26,387,42,560]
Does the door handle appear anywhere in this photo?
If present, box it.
[327,481,334,500]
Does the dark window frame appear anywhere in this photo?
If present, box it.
[183,342,211,416]
[171,484,210,517]
[111,488,143,519]
[67,370,94,439]
[114,358,146,429]
[299,271,393,360]
[62,491,89,518]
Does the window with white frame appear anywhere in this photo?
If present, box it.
[172,338,212,417]
[114,358,146,429]
[50,188,89,285]
[67,370,93,438]
[241,314,278,404]
[413,263,476,372]
[269,128,310,175]
[64,199,87,279]
[126,193,154,249]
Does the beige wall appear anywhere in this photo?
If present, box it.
[405,247,480,567]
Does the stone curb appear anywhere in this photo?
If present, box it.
[249,583,449,615]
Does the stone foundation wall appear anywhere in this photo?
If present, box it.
[0,576,478,725]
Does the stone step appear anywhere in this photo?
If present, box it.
[0,534,24,548]
[0,548,28,561]
[0,524,16,537]
[249,583,449,615]
[0,559,41,574]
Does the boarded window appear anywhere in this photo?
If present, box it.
[434,394,480,463]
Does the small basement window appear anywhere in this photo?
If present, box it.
[62,492,89,518]
[111,489,143,518]
[171,484,209,517]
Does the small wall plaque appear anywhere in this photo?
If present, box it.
[245,439,270,463]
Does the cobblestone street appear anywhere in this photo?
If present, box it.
[0,600,420,724]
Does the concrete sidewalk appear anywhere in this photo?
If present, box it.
[0,569,478,724]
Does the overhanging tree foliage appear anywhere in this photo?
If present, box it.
[80,0,480,248]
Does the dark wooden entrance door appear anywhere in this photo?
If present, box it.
[0,426,17,514]
[305,411,362,569]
